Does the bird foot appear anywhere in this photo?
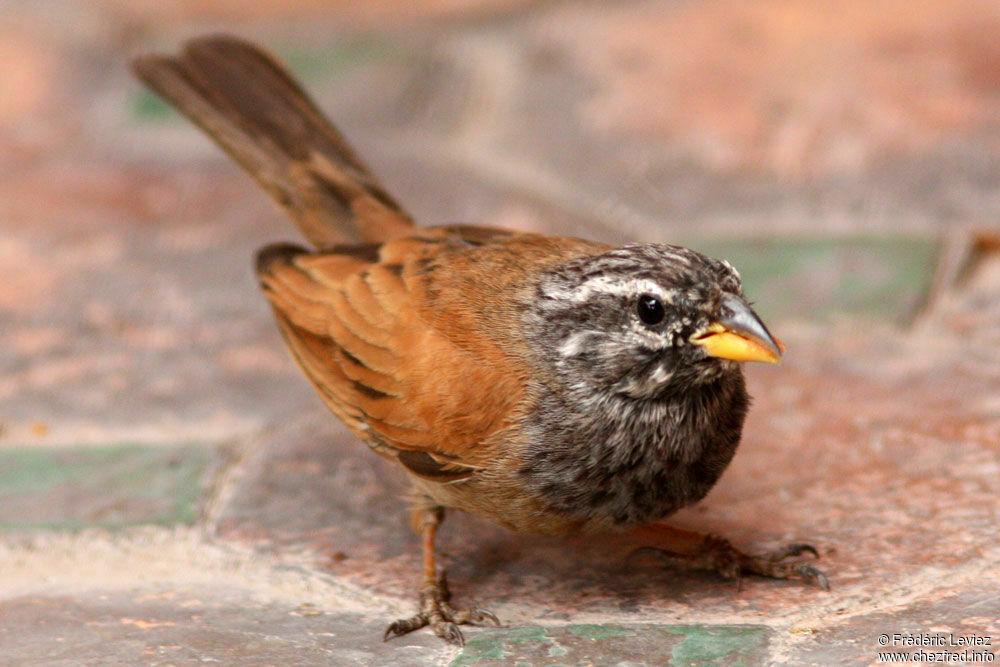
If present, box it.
[634,535,830,591]
[383,573,499,646]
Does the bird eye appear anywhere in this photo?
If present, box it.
[637,294,665,325]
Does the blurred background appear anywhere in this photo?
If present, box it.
[2,0,999,501]
[2,4,1000,661]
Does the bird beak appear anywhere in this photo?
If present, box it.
[691,295,785,364]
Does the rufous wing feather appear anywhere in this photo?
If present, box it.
[254,233,533,482]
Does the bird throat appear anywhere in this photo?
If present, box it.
[518,370,749,528]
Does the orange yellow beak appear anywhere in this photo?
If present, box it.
[691,296,784,365]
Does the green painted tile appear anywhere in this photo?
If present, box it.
[279,38,404,82]
[667,625,770,666]
[685,236,938,324]
[132,88,175,122]
[453,624,771,666]
[0,444,214,530]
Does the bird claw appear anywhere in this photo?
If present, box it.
[792,563,831,591]
[767,542,820,562]
[383,574,500,646]
[634,535,831,591]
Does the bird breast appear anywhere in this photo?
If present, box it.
[516,371,750,530]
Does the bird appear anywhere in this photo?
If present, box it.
[132,35,828,646]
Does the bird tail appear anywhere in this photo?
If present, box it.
[131,34,415,247]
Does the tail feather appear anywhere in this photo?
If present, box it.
[132,34,415,247]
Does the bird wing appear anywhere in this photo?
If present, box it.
[256,227,597,483]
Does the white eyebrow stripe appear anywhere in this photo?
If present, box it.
[569,275,670,303]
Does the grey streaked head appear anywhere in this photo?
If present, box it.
[524,243,751,399]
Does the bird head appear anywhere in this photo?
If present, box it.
[527,243,783,400]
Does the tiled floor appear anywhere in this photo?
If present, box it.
[2,1,998,663]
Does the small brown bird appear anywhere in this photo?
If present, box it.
[133,35,827,645]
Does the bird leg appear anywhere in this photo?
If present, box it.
[630,523,830,591]
[384,506,499,646]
